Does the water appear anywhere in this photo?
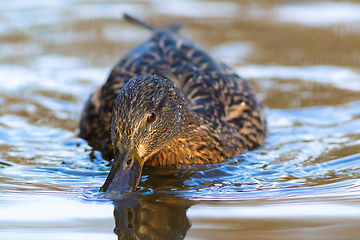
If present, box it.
[1,0,360,239]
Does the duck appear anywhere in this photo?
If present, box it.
[79,14,267,196]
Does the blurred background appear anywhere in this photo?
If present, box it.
[1,0,360,239]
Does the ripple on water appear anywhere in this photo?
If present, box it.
[0,59,360,203]
[0,3,359,203]
[275,2,360,27]
[1,1,360,239]
[130,99,360,201]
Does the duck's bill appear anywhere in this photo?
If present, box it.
[100,146,144,197]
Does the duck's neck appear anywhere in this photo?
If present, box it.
[145,94,230,167]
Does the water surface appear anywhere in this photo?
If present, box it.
[1,0,360,239]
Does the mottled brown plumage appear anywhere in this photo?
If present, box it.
[79,14,267,194]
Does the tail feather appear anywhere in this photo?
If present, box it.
[123,13,183,32]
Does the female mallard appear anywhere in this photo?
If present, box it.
[79,14,267,195]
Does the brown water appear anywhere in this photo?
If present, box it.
[1,1,360,239]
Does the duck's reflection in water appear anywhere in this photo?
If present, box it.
[113,194,196,240]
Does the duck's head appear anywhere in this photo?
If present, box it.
[100,75,186,196]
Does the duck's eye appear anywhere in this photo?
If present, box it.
[147,111,156,122]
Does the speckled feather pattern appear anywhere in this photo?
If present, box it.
[79,17,267,167]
